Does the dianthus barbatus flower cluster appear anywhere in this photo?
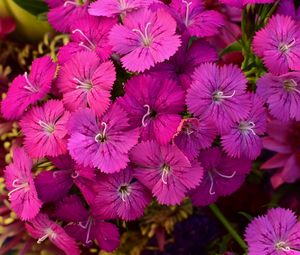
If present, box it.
[3,0,300,254]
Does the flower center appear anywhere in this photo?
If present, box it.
[161,164,171,185]
[208,169,236,196]
[132,22,152,47]
[182,0,192,26]
[8,179,29,199]
[23,72,39,93]
[182,122,196,135]
[95,122,108,143]
[72,29,96,51]
[141,104,157,127]
[238,121,256,135]
[279,38,296,53]
[283,79,300,94]
[78,217,93,244]
[73,77,93,91]
[212,90,236,103]
[37,228,57,244]
[118,184,131,202]
[276,241,291,252]
[39,120,55,134]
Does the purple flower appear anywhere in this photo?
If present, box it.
[168,0,224,37]
[130,141,203,205]
[1,56,56,120]
[58,16,117,65]
[189,148,251,206]
[109,8,181,72]
[57,51,116,116]
[25,213,80,255]
[257,72,300,122]
[186,63,251,133]
[173,118,217,160]
[20,100,70,159]
[118,75,185,144]
[46,0,90,33]
[253,14,300,75]
[56,195,120,251]
[94,167,151,221]
[68,103,139,173]
[4,148,42,220]
[245,208,300,255]
[221,94,267,160]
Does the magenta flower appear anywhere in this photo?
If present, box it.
[277,0,300,20]
[253,14,300,75]
[89,0,158,17]
[56,195,120,251]
[168,0,224,37]
[94,167,151,221]
[25,213,80,255]
[261,119,300,188]
[221,94,267,160]
[20,100,70,159]
[257,72,300,122]
[220,0,275,8]
[148,37,218,89]
[57,51,115,116]
[68,103,139,173]
[58,16,116,65]
[189,148,251,206]
[35,155,95,203]
[46,0,90,33]
[130,141,203,205]
[245,208,300,255]
[4,148,42,220]
[186,63,251,133]
[173,118,217,160]
[109,8,181,72]
[1,56,56,120]
[118,75,185,144]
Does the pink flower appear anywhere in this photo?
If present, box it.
[245,208,300,255]
[4,148,42,220]
[173,118,217,160]
[186,63,251,133]
[20,100,70,159]
[261,119,300,188]
[94,167,151,221]
[25,213,80,255]
[117,75,185,144]
[221,94,267,160]
[68,103,139,173]
[257,72,300,122]
[189,148,251,206]
[56,195,120,251]
[58,16,116,65]
[1,56,56,120]
[130,141,203,205]
[109,8,181,72]
[57,51,116,116]
[46,0,90,33]
[168,0,224,37]
[253,14,300,75]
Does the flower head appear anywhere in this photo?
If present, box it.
[94,167,151,221]
[189,148,251,206]
[253,14,300,75]
[245,208,300,255]
[118,75,185,144]
[109,8,181,72]
[4,148,42,220]
[25,213,80,255]
[68,103,139,173]
[1,56,56,120]
[186,63,251,133]
[130,141,203,205]
[221,94,267,160]
[257,72,300,122]
[57,51,116,116]
[20,100,70,159]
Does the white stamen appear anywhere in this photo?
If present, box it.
[79,218,93,244]
[71,171,79,179]
[279,38,296,53]
[161,164,170,185]
[72,29,95,49]
[214,169,236,179]
[283,79,300,94]
[208,172,215,195]
[142,104,151,127]
[64,1,79,7]
[182,0,193,26]
[23,72,38,93]
[132,22,152,46]
[8,179,28,198]
[38,120,55,133]
[239,121,256,136]
[94,122,108,142]
[215,90,236,99]
[37,233,50,244]
[73,77,92,90]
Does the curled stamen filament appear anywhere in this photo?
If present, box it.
[64,1,79,7]
[248,121,256,136]
[79,218,93,244]
[208,172,215,195]
[94,122,108,142]
[142,104,151,127]
[214,169,236,179]
[24,72,38,93]
[132,22,151,45]
[161,170,168,185]
[72,29,95,48]
[8,179,28,198]
[71,171,79,179]
[216,90,236,99]
[78,41,92,51]
[121,191,127,202]
[182,0,192,26]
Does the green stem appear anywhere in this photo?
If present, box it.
[209,204,248,251]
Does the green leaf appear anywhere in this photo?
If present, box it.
[219,40,242,57]
[12,0,48,16]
